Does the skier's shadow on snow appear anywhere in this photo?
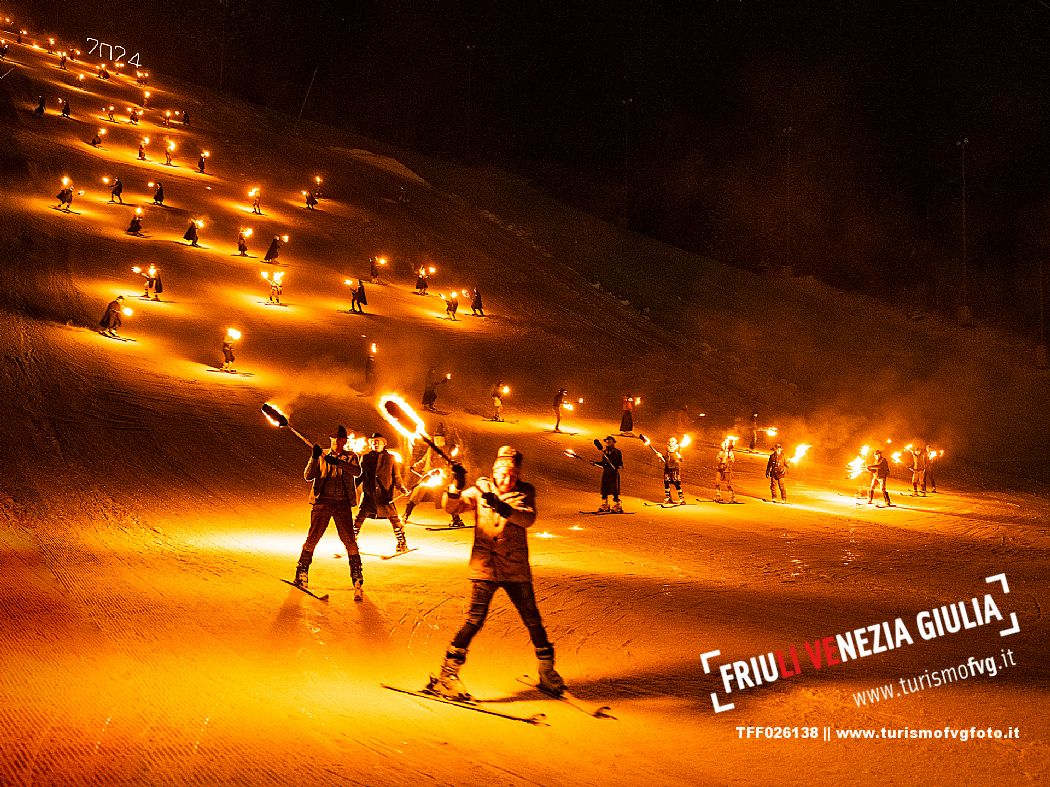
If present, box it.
[483,668,707,709]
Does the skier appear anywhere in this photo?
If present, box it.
[33,96,44,117]
[137,141,147,161]
[445,291,459,320]
[866,449,892,506]
[305,191,318,210]
[263,235,282,263]
[152,182,164,206]
[294,425,365,599]
[490,381,505,421]
[128,107,138,124]
[415,266,429,295]
[237,230,250,257]
[404,430,465,528]
[0,42,8,59]
[350,279,368,313]
[267,273,283,304]
[90,130,104,147]
[619,396,636,436]
[594,436,624,512]
[107,106,117,123]
[369,257,380,283]
[164,145,172,166]
[908,444,927,496]
[183,221,200,247]
[181,109,189,125]
[662,436,685,504]
[924,446,939,493]
[251,190,262,215]
[428,445,564,701]
[58,53,67,69]
[221,337,236,371]
[552,388,568,432]
[126,213,144,235]
[421,367,449,412]
[353,433,410,554]
[765,443,788,502]
[749,413,759,451]
[470,287,484,316]
[99,296,125,337]
[397,186,408,204]
[109,177,123,204]
[139,265,163,300]
[363,351,376,395]
[197,152,206,173]
[60,98,70,119]
[55,186,74,212]
[714,438,737,503]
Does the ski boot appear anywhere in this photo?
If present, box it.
[597,501,611,513]
[293,561,310,590]
[450,514,466,528]
[677,490,686,505]
[612,501,624,514]
[427,647,470,701]
[395,535,409,554]
[663,493,672,504]
[349,554,364,602]
[536,645,565,696]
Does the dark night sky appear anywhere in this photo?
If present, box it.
[14,0,1050,332]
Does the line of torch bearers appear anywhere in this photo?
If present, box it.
[847,443,943,480]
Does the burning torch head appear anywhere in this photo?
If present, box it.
[261,402,289,428]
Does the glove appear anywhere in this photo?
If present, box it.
[312,443,323,459]
[451,463,467,490]
[481,491,500,508]
[593,438,603,451]
[323,453,341,466]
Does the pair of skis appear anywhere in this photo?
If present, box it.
[381,676,614,725]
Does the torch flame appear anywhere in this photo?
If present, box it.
[121,307,133,316]
[562,402,574,411]
[418,468,445,488]
[564,449,578,458]
[61,176,70,186]
[451,445,460,457]
[501,385,510,395]
[132,266,141,273]
[281,235,289,242]
[262,402,289,428]
[680,434,693,448]
[378,394,427,446]
[135,207,143,215]
[142,137,149,144]
[428,266,436,274]
[102,176,110,184]
[790,444,811,464]
[369,342,377,354]
[891,451,903,465]
[242,228,253,237]
[194,219,204,228]
[226,327,242,341]
[168,141,176,151]
[766,427,779,436]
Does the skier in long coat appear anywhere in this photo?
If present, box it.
[415,266,429,295]
[183,221,200,247]
[552,388,567,432]
[55,187,74,211]
[765,443,788,501]
[594,436,624,512]
[353,433,410,553]
[470,287,484,316]
[152,182,164,206]
[126,214,144,235]
[99,296,124,336]
[295,425,364,598]
[422,367,448,411]
[264,235,282,263]
[445,291,459,320]
[109,177,123,204]
[619,396,635,435]
[429,446,564,701]
[237,231,249,256]
[350,279,367,313]
[33,96,45,117]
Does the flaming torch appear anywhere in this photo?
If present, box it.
[846,445,871,480]
[378,394,457,465]
[260,402,313,448]
[226,327,241,341]
[637,434,665,461]
[563,449,592,464]
[680,434,693,448]
[788,444,811,465]
[121,306,133,317]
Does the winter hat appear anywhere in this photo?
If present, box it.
[370,432,386,440]
[333,425,348,439]
[493,445,523,470]
[604,435,617,444]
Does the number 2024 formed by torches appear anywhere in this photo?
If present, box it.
[85,38,142,67]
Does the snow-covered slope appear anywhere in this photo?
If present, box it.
[0,36,1046,786]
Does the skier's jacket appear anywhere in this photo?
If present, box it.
[304,448,360,505]
[356,449,406,517]
[867,457,890,479]
[909,449,926,472]
[443,476,537,582]
[766,450,788,479]
[717,448,735,471]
